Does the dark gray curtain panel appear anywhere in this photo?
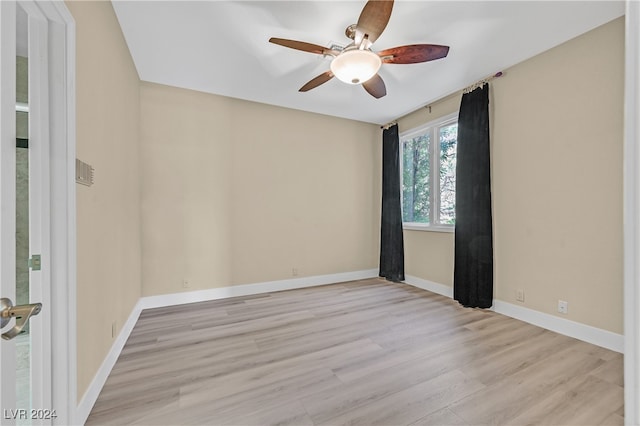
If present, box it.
[454,84,493,308]
[379,124,405,282]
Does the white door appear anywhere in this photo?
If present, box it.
[1,1,53,425]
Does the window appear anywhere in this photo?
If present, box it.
[400,112,458,231]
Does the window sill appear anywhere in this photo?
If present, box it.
[403,224,455,233]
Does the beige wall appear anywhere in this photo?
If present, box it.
[139,83,233,294]
[140,82,380,295]
[492,17,623,333]
[399,17,624,334]
[66,1,142,399]
[228,99,379,285]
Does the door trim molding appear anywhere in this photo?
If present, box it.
[32,1,77,424]
[0,0,18,415]
[22,0,54,414]
[624,1,640,424]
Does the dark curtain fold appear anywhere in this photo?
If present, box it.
[454,84,493,308]
[379,124,405,282]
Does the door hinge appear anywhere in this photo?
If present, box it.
[28,254,41,271]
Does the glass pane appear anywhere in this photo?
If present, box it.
[439,123,457,224]
[16,3,31,418]
[402,133,430,223]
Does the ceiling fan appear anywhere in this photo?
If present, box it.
[269,0,449,99]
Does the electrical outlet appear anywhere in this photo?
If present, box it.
[558,300,568,314]
[292,268,299,277]
[182,279,190,288]
[516,289,525,302]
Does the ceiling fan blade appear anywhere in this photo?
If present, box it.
[355,0,394,47]
[362,74,386,99]
[269,38,336,56]
[299,71,334,92]
[378,44,450,64]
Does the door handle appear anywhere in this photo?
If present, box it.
[0,297,42,341]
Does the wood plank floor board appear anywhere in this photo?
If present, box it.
[86,278,623,425]
[106,322,387,400]
[178,366,341,419]
[505,374,624,426]
[182,309,318,338]
[305,292,417,317]
[370,319,475,352]
[212,399,315,426]
[175,340,385,407]
[590,353,624,386]
[88,386,181,425]
[458,329,570,385]
[101,340,262,395]
[299,351,457,425]
[367,312,541,375]
[121,325,260,356]
[317,369,486,426]
[177,352,361,407]
[331,321,508,384]
[330,341,437,383]
[410,407,469,426]
[251,304,398,349]
[447,347,610,425]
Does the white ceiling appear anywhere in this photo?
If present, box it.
[112,1,624,125]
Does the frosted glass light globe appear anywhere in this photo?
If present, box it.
[330,48,382,85]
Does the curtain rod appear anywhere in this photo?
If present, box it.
[380,71,504,130]
[463,71,503,94]
[381,121,397,131]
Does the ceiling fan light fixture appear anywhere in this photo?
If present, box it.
[330,48,381,85]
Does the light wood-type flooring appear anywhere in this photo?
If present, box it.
[86,278,624,425]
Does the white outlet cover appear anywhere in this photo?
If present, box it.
[558,300,568,314]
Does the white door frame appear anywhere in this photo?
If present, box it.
[624,2,640,425]
[20,0,53,418]
[1,1,76,424]
[37,2,76,425]
[0,0,19,419]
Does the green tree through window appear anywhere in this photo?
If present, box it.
[402,134,430,223]
[400,114,457,228]
[439,123,457,224]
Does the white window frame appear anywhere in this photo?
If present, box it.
[399,112,458,233]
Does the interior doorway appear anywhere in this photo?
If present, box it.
[1,1,76,425]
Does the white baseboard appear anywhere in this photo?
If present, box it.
[492,300,624,353]
[402,276,624,353]
[403,274,453,298]
[75,268,378,424]
[139,269,379,310]
[76,298,144,425]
